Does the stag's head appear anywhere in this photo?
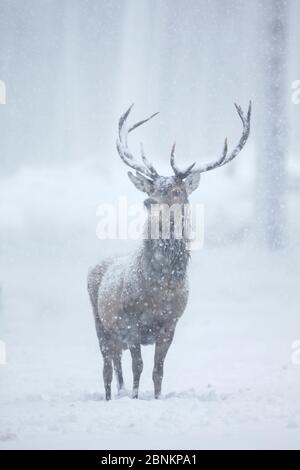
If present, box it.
[116,103,251,209]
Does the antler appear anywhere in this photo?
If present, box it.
[170,101,252,178]
[116,104,159,180]
[117,101,251,181]
[170,143,196,179]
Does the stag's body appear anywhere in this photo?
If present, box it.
[88,233,190,400]
[88,102,251,400]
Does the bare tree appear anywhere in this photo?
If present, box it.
[256,0,288,249]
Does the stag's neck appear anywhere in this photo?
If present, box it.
[141,238,190,284]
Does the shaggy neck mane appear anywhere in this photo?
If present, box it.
[142,238,190,282]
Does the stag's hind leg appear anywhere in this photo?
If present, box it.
[130,344,143,399]
[100,335,124,400]
[113,350,124,393]
[90,310,113,400]
[88,264,116,401]
[90,308,113,400]
[100,340,114,401]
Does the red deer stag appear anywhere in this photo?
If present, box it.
[88,102,251,400]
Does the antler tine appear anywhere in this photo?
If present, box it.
[129,112,159,133]
[116,105,159,179]
[170,143,180,176]
[220,100,251,166]
[179,162,197,179]
[194,138,228,174]
[189,101,251,175]
[116,139,150,176]
[118,104,134,142]
[140,143,159,178]
[170,142,196,178]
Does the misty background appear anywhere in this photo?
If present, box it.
[0,0,300,450]
[0,0,300,250]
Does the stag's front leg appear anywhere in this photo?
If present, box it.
[153,323,176,399]
[99,338,114,401]
[130,344,143,399]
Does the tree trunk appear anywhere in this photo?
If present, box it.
[256,0,288,249]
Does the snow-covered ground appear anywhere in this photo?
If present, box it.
[0,166,300,450]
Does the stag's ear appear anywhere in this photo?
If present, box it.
[128,171,154,194]
[184,171,201,195]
